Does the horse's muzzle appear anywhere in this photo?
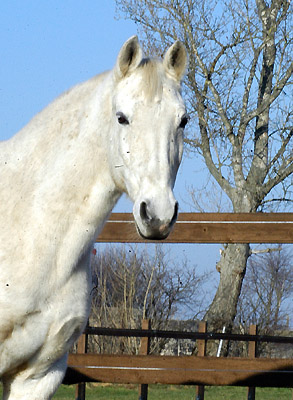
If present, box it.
[135,201,178,240]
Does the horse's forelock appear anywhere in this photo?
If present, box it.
[136,58,164,101]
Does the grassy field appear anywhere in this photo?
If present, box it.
[52,384,293,400]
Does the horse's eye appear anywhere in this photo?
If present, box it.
[179,114,189,129]
[116,112,129,125]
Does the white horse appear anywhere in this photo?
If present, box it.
[0,36,187,399]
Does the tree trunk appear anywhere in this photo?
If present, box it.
[204,243,250,354]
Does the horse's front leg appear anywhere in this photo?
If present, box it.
[2,353,68,400]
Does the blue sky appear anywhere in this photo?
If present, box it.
[0,1,220,310]
[0,1,137,140]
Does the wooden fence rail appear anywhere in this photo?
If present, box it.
[66,353,293,387]
[97,213,293,243]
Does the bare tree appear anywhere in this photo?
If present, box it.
[237,247,293,332]
[116,0,293,330]
[90,245,208,354]
[234,247,293,356]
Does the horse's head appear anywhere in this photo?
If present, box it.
[109,36,188,240]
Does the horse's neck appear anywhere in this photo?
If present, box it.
[2,72,120,255]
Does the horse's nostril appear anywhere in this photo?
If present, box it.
[171,201,179,225]
[140,201,151,223]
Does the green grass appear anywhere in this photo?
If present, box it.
[52,384,293,400]
[1,383,291,399]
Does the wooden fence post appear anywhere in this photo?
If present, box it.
[138,319,151,400]
[75,330,88,400]
[196,321,207,400]
[247,324,257,400]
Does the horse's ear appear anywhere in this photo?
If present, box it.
[114,36,143,80]
[163,41,187,82]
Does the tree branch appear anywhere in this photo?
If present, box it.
[263,156,293,196]
[238,46,262,141]
[268,128,293,171]
[243,59,293,127]
[249,247,282,255]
